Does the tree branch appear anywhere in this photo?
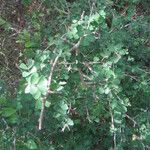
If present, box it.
[38,53,61,130]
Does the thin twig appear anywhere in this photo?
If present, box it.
[0,52,10,71]
[87,2,95,29]
[124,73,139,82]
[125,114,137,127]
[70,11,85,54]
[80,11,85,21]
[78,68,87,86]
[54,6,69,15]
[109,101,116,150]
[71,37,82,54]
[86,106,92,122]
[48,61,103,65]
[12,127,16,150]
[2,118,9,129]
[78,68,93,81]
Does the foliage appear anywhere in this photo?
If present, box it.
[0,0,150,149]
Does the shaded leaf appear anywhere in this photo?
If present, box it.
[2,108,17,117]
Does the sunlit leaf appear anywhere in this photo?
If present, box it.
[56,86,64,92]
[67,118,74,126]
[22,71,30,77]
[45,101,51,107]
[25,139,37,150]
[30,85,38,95]
[20,63,28,70]
[25,84,31,93]
[30,73,39,84]
[37,76,47,95]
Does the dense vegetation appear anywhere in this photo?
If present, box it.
[0,0,150,149]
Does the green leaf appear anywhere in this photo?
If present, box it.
[58,109,67,115]
[120,105,127,113]
[22,71,30,77]
[0,97,7,104]
[68,26,79,39]
[94,57,100,62]
[99,10,106,18]
[77,25,84,36]
[30,73,39,84]
[25,84,31,93]
[72,27,78,39]
[2,108,17,117]
[59,81,67,85]
[27,59,34,69]
[81,34,95,46]
[8,114,18,124]
[114,119,122,124]
[25,139,37,150]
[0,17,10,29]
[111,100,118,109]
[98,87,104,94]
[72,27,78,34]
[20,63,28,70]
[37,76,47,95]
[30,85,38,95]
[60,102,68,111]
[0,17,6,25]
[33,91,41,100]
[45,101,51,107]
[56,86,64,92]
[113,79,120,85]
[104,88,110,94]
[67,118,74,126]
[30,66,37,74]
[35,99,42,109]
[90,13,100,23]
[114,110,122,116]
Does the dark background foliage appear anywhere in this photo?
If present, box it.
[0,0,150,149]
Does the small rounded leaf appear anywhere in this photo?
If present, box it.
[20,63,28,70]
[67,118,74,126]
[25,139,37,150]
[25,84,31,93]
[45,101,51,107]
[22,71,30,77]
[30,73,39,84]
[104,88,110,94]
